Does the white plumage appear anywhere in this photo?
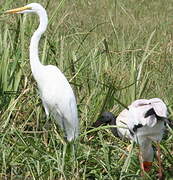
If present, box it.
[94,98,168,176]
[117,98,167,164]
[117,98,167,139]
[6,3,79,142]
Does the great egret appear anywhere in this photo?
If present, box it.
[94,98,168,178]
[5,3,79,142]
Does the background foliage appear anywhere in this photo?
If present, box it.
[0,0,173,179]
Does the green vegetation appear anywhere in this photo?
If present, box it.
[0,0,173,179]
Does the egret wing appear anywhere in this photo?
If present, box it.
[150,98,167,118]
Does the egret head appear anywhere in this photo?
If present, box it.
[5,3,44,14]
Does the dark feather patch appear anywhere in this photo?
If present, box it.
[129,129,134,136]
[133,124,143,132]
[144,108,155,118]
[144,108,164,121]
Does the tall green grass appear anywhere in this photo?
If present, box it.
[0,0,173,179]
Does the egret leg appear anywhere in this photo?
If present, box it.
[44,119,50,129]
[138,148,152,176]
[43,115,51,147]
[138,150,144,176]
[156,143,163,180]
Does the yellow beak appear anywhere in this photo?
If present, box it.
[5,6,31,14]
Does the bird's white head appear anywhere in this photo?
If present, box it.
[5,3,45,14]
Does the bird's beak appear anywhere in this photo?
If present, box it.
[5,6,31,14]
[143,161,152,172]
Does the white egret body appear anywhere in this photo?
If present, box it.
[6,3,79,142]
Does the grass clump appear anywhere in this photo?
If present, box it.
[0,0,173,179]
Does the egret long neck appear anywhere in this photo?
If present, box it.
[29,9,48,79]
